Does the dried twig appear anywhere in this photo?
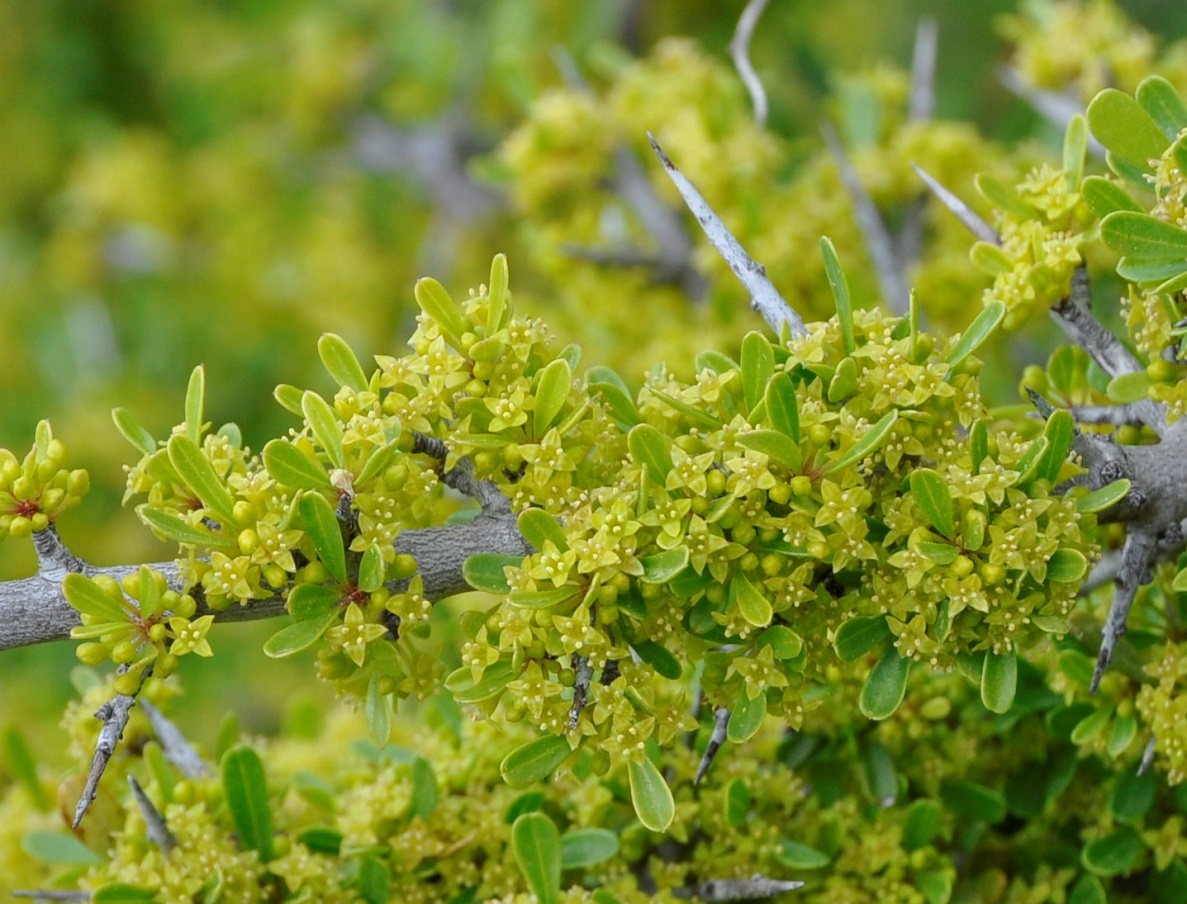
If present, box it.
[128,775,177,855]
[730,0,772,127]
[908,19,938,122]
[1139,735,1158,775]
[74,682,143,828]
[1092,530,1155,694]
[689,875,805,901]
[694,707,731,785]
[648,132,807,338]
[569,654,593,730]
[139,699,211,779]
[912,164,1000,245]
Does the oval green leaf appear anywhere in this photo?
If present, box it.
[628,423,673,483]
[981,650,1017,714]
[1082,825,1143,877]
[507,587,579,610]
[940,778,1007,824]
[1136,75,1187,140]
[779,839,831,870]
[518,508,567,553]
[1037,409,1075,483]
[136,505,237,549]
[501,735,572,789]
[221,745,274,861]
[1081,175,1143,217]
[318,333,368,392]
[1102,211,1187,259]
[512,812,562,904]
[730,570,772,628]
[632,640,683,680]
[355,442,398,487]
[561,828,619,869]
[741,331,775,412]
[737,429,802,471]
[909,469,954,538]
[112,408,156,456]
[820,237,855,355]
[764,372,800,442]
[92,884,159,903]
[944,301,1004,369]
[1047,548,1088,582]
[825,409,898,476]
[22,830,103,865]
[488,253,510,334]
[628,757,675,833]
[62,573,130,623]
[263,439,331,490]
[262,611,338,658]
[533,358,572,437]
[301,391,344,469]
[463,553,521,593]
[356,545,386,594]
[727,690,767,743]
[298,492,346,582]
[1106,370,1152,404]
[365,674,392,748]
[834,615,892,662]
[184,365,205,443]
[273,383,305,416]
[414,276,469,349]
[1088,87,1170,167]
[640,546,689,584]
[166,434,237,525]
[859,644,910,720]
[587,366,639,426]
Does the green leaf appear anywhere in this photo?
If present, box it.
[299,491,346,582]
[632,640,682,680]
[1174,567,1187,593]
[824,409,898,475]
[262,611,338,659]
[758,625,803,660]
[1088,87,1170,167]
[447,660,517,703]
[730,570,772,628]
[1108,714,1139,757]
[779,840,831,870]
[357,856,391,904]
[764,372,800,442]
[512,813,562,904]
[737,429,802,471]
[628,424,673,483]
[1048,548,1088,582]
[1081,175,1144,217]
[909,469,954,538]
[1116,257,1187,284]
[273,383,305,416]
[414,276,469,349]
[1064,114,1088,189]
[111,408,156,456]
[263,439,331,490]
[1101,211,1187,259]
[318,333,368,392]
[1015,436,1049,485]
[1037,409,1075,483]
[301,390,344,469]
[560,828,619,869]
[970,419,989,473]
[288,583,340,620]
[727,688,767,742]
[1110,767,1155,822]
[518,508,567,553]
[586,366,639,426]
[859,645,909,720]
[167,434,237,525]
[640,547,689,583]
[1068,874,1107,904]
[501,736,572,789]
[970,240,1015,275]
[488,253,510,333]
[724,778,751,827]
[134,564,162,619]
[1082,825,1143,876]
[647,387,723,429]
[944,301,1004,369]
[533,358,572,436]
[136,505,237,548]
[355,442,398,487]
[185,365,205,443]
[3,728,49,811]
[696,350,739,376]
[940,778,1007,824]
[21,830,103,864]
[1136,75,1187,140]
[63,573,129,623]
[834,615,891,662]
[92,884,159,903]
[1106,370,1152,403]
[628,757,675,832]
[902,799,943,851]
[741,331,775,412]
[507,587,579,609]
[981,650,1017,714]
[409,757,438,820]
[820,237,855,355]
[975,173,1037,219]
[463,553,521,593]
[365,674,392,747]
[357,545,386,594]
[221,745,274,862]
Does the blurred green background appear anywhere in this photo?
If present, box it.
[1,0,1184,761]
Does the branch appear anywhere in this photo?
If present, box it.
[694,707,731,785]
[823,124,910,315]
[730,0,772,127]
[996,65,1106,158]
[74,677,143,828]
[912,164,1000,244]
[11,892,89,902]
[1091,529,1155,694]
[1069,403,1149,427]
[139,699,211,779]
[569,654,593,730]
[908,19,938,122]
[690,875,805,901]
[128,775,176,855]
[647,132,807,338]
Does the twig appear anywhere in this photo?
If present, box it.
[908,19,938,122]
[823,124,910,315]
[1092,530,1155,694]
[1139,735,1157,775]
[11,892,90,902]
[730,0,772,127]
[1069,403,1149,427]
[688,875,805,901]
[569,654,593,730]
[648,132,807,338]
[559,244,663,269]
[694,707,731,785]
[128,775,176,855]
[912,164,1000,245]
[1082,548,1123,594]
[139,699,211,779]
[996,65,1106,158]
[74,679,144,828]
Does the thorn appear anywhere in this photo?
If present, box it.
[128,776,177,855]
[695,707,731,785]
[730,0,772,127]
[912,163,1000,245]
[1139,735,1157,775]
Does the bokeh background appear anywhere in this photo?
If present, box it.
[2,0,1185,772]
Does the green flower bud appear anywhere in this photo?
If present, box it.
[8,516,32,539]
[77,643,109,666]
[112,641,138,664]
